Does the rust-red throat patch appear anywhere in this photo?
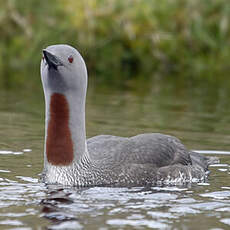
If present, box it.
[46,93,74,165]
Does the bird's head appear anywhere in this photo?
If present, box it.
[40,44,87,96]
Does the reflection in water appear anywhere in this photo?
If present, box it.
[195,150,230,155]
[0,80,230,229]
[0,154,228,229]
[41,187,77,226]
[37,167,230,230]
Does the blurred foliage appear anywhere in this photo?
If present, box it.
[0,0,230,88]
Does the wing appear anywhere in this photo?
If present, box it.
[87,133,192,167]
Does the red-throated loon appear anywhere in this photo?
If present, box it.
[40,44,215,187]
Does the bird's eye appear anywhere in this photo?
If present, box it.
[42,55,44,61]
[68,55,74,63]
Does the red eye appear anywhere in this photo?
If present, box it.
[68,56,74,63]
[42,55,44,61]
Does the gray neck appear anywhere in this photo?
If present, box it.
[43,89,89,169]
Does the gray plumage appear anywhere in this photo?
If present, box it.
[86,133,212,186]
[41,44,217,187]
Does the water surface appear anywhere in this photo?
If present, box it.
[0,78,230,229]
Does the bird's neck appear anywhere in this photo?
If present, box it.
[44,92,89,168]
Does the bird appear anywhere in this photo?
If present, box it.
[40,44,216,187]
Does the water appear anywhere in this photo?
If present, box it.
[0,78,230,229]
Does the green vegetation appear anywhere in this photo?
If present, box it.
[0,0,230,88]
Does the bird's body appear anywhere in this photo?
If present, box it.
[41,44,215,187]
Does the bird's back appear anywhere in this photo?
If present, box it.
[87,133,192,167]
[86,133,213,185]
